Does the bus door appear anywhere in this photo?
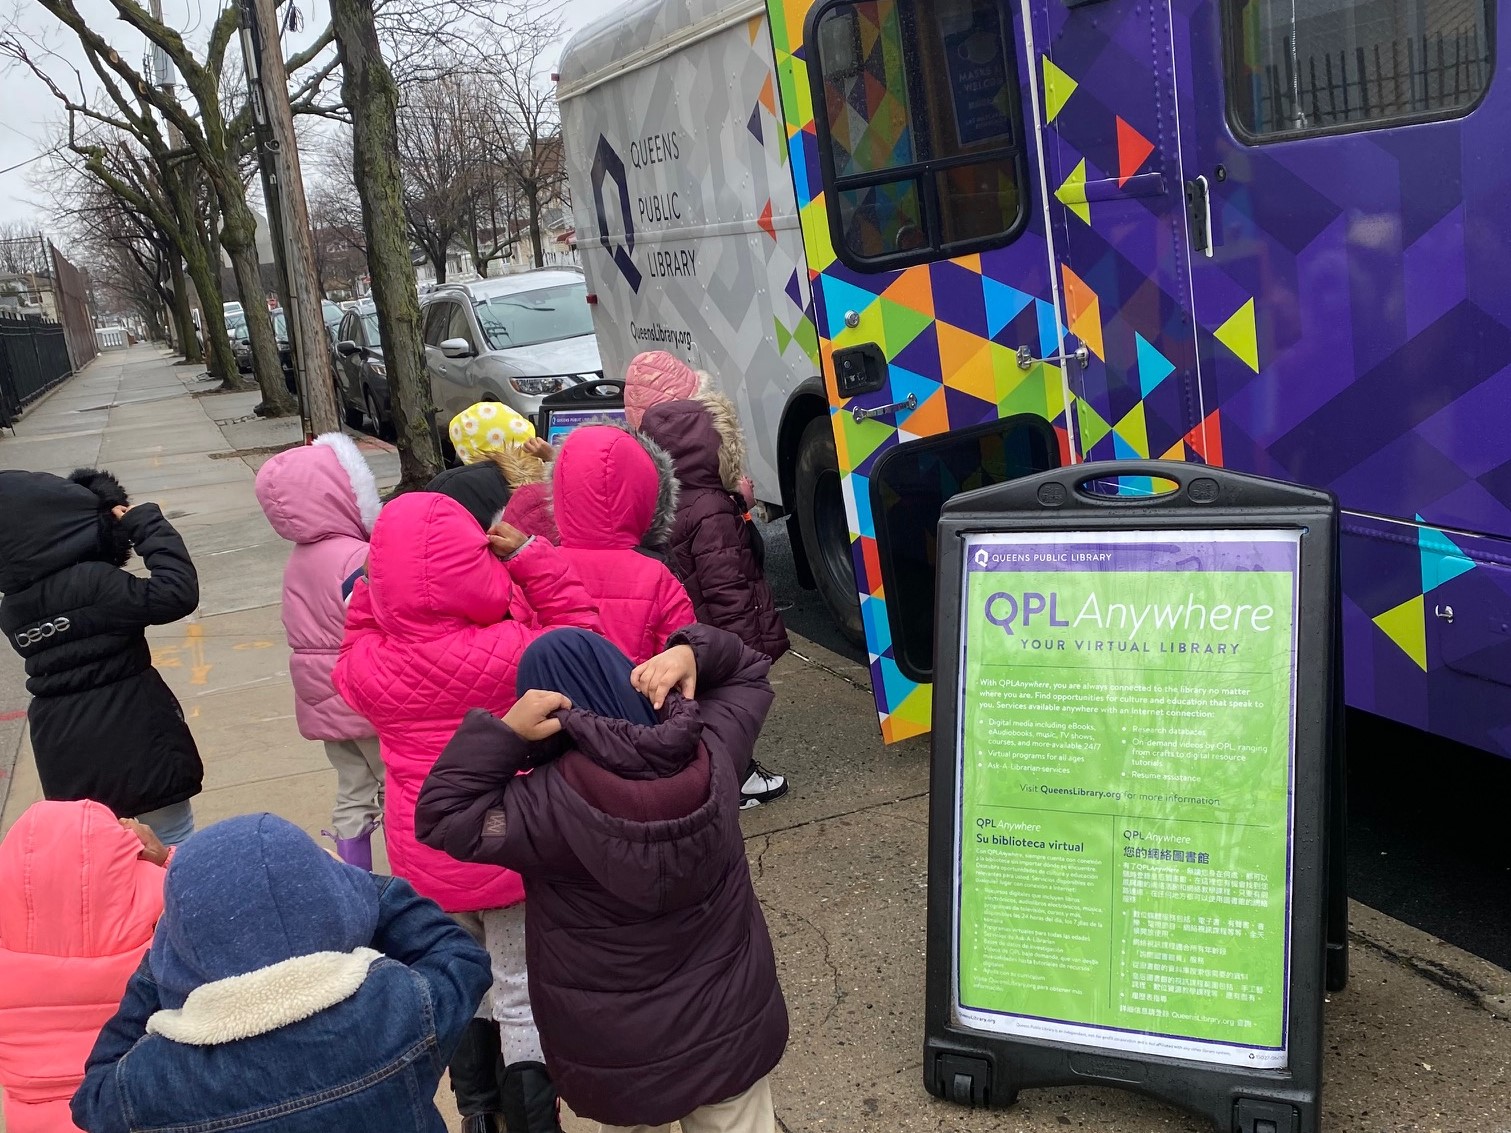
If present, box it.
[1030,0,1208,468]
[1170,0,1511,749]
[793,0,1071,739]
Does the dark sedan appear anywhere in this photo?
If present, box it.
[333,304,393,440]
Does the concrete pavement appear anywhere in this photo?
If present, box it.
[3,346,1511,1133]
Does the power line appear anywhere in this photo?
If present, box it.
[0,145,65,177]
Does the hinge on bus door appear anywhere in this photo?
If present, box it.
[1186,175,1214,257]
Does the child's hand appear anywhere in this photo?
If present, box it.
[631,644,697,709]
[487,521,529,559]
[502,690,572,740]
[120,819,170,866]
[111,504,132,520]
[523,438,555,462]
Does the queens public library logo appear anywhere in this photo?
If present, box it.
[591,135,643,293]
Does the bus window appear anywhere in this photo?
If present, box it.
[870,415,1060,682]
[808,0,1028,271]
[1227,0,1492,138]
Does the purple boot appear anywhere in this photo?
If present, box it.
[323,822,377,871]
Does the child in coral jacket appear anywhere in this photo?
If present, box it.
[0,800,168,1133]
[254,432,385,869]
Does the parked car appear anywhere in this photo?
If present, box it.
[332,302,393,440]
[321,300,345,346]
[420,270,602,439]
[232,325,252,372]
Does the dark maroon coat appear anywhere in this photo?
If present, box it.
[414,624,787,1127]
[639,400,790,661]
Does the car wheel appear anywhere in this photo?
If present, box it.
[343,390,365,431]
[365,387,395,442]
[794,416,865,646]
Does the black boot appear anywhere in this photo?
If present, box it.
[450,1019,505,1130]
[497,1060,563,1133]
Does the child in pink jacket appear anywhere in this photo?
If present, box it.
[334,493,600,1128]
[547,423,695,664]
[0,800,168,1133]
[254,432,385,869]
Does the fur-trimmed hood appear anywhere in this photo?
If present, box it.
[255,432,381,546]
[552,422,678,551]
[695,391,749,496]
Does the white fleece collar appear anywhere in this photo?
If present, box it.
[146,947,382,1046]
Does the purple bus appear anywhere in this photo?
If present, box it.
[560,0,1510,757]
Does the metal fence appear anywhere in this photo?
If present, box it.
[0,311,74,429]
[1251,28,1489,134]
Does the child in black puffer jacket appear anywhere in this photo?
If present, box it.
[0,468,203,844]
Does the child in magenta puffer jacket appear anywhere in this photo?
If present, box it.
[334,493,600,1131]
[254,433,385,869]
[545,423,695,664]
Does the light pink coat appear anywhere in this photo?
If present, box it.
[334,493,601,912]
[0,801,166,1133]
[254,433,381,742]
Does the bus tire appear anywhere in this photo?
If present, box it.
[794,416,865,647]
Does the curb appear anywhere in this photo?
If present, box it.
[1348,899,1511,1021]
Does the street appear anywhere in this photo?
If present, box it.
[2,347,1510,1131]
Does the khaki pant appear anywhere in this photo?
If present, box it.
[597,1077,775,1133]
[322,737,385,838]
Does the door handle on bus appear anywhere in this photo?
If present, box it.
[851,392,917,422]
[1017,343,1089,371]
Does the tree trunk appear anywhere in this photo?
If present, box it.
[432,254,448,284]
[253,0,339,436]
[180,220,244,390]
[222,200,298,416]
[167,254,200,363]
[332,0,442,489]
[528,190,544,267]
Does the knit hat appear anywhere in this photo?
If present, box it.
[449,402,536,465]
[624,351,702,429]
[148,813,379,1010]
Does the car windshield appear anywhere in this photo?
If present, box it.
[360,313,381,345]
[473,283,593,351]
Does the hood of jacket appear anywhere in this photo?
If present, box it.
[365,491,517,639]
[0,469,127,592]
[553,423,677,551]
[254,433,381,545]
[149,813,378,1011]
[696,391,749,496]
[0,800,165,961]
[638,399,728,495]
[549,694,729,914]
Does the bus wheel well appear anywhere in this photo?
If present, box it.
[778,388,829,510]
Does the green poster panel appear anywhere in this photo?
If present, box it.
[954,529,1299,1068]
[919,461,1341,1133]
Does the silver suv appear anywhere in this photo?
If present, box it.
[421,270,603,430]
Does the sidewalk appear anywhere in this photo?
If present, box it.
[3,346,1511,1132]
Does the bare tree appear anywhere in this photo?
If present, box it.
[479,10,569,269]
[331,0,442,488]
[0,221,50,276]
[4,0,341,414]
[395,74,484,283]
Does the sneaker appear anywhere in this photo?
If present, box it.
[740,762,789,809]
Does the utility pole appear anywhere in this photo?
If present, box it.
[238,0,341,439]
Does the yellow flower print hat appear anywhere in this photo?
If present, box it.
[448,401,536,464]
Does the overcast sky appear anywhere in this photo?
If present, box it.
[0,0,623,226]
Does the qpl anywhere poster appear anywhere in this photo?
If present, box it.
[953,529,1301,1068]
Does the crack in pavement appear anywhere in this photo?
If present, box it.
[762,898,847,1026]
[743,790,930,845]
[787,647,872,695]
